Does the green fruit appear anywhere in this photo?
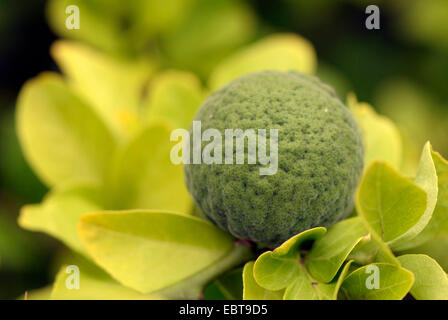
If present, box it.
[184,70,364,248]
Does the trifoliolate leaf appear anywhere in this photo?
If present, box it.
[347,94,402,169]
[389,142,438,250]
[306,217,369,283]
[107,122,192,214]
[253,228,326,291]
[209,33,317,90]
[78,210,235,293]
[243,262,283,300]
[144,70,203,129]
[355,161,427,244]
[397,254,448,300]
[18,185,104,256]
[16,73,117,187]
[341,263,414,300]
[398,149,448,249]
[52,41,154,139]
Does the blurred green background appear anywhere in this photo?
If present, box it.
[1,0,447,299]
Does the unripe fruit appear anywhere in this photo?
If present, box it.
[184,71,364,248]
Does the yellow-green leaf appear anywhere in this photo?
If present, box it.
[108,122,192,213]
[51,264,159,300]
[78,210,235,293]
[398,149,448,249]
[347,94,402,169]
[253,228,326,291]
[355,161,427,244]
[306,217,369,283]
[341,263,414,300]
[398,254,448,300]
[242,261,283,300]
[16,73,117,187]
[389,142,438,249]
[52,41,154,138]
[144,70,203,129]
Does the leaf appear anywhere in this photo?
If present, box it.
[78,210,235,293]
[52,41,154,138]
[398,254,448,300]
[389,142,438,249]
[156,242,252,299]
[398,149,448,249]
[347,94,402,169]
[341,263,414,300]
[253,227,326,291]
[144,70,203,129]
[47,0,127,54]
[400,234,448,272]
[18,185,104,256]
[162,0,257,77]
[242,262,283,300]
[0,212,43,272]
[355,161,427,244]
[16,73,117,187]
[283,260,353,300]
[306,217,369,283]
[209,33,317,90]
[108,122,192,213]
[51,263,159,300]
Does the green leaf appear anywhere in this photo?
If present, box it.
[47,0,127,54]
[78,210,235,293]
[108,122,192,213]
[156,243,251,299]
[400,234,448,272]
[51,263,159,300]
[0,212,43,272]
[398,254,448,300]
[306,217,369,283]
[242,261,283,300]
[389,142,438,249]
[52,41,154,139]
[355,161,427,244]
[16,73,117,187]
[18,185,104,256]
[209,33,317,90]
[253,227,326,291]
[398,149,448,249]
[341,263,414,300]
[162,0,257,77]
[144,70,203,129]
[284,260,353,300]
[347,94,402,169]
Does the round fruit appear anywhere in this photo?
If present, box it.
[184,70,364,248]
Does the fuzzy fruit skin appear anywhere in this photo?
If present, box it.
[184,70,364,248]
